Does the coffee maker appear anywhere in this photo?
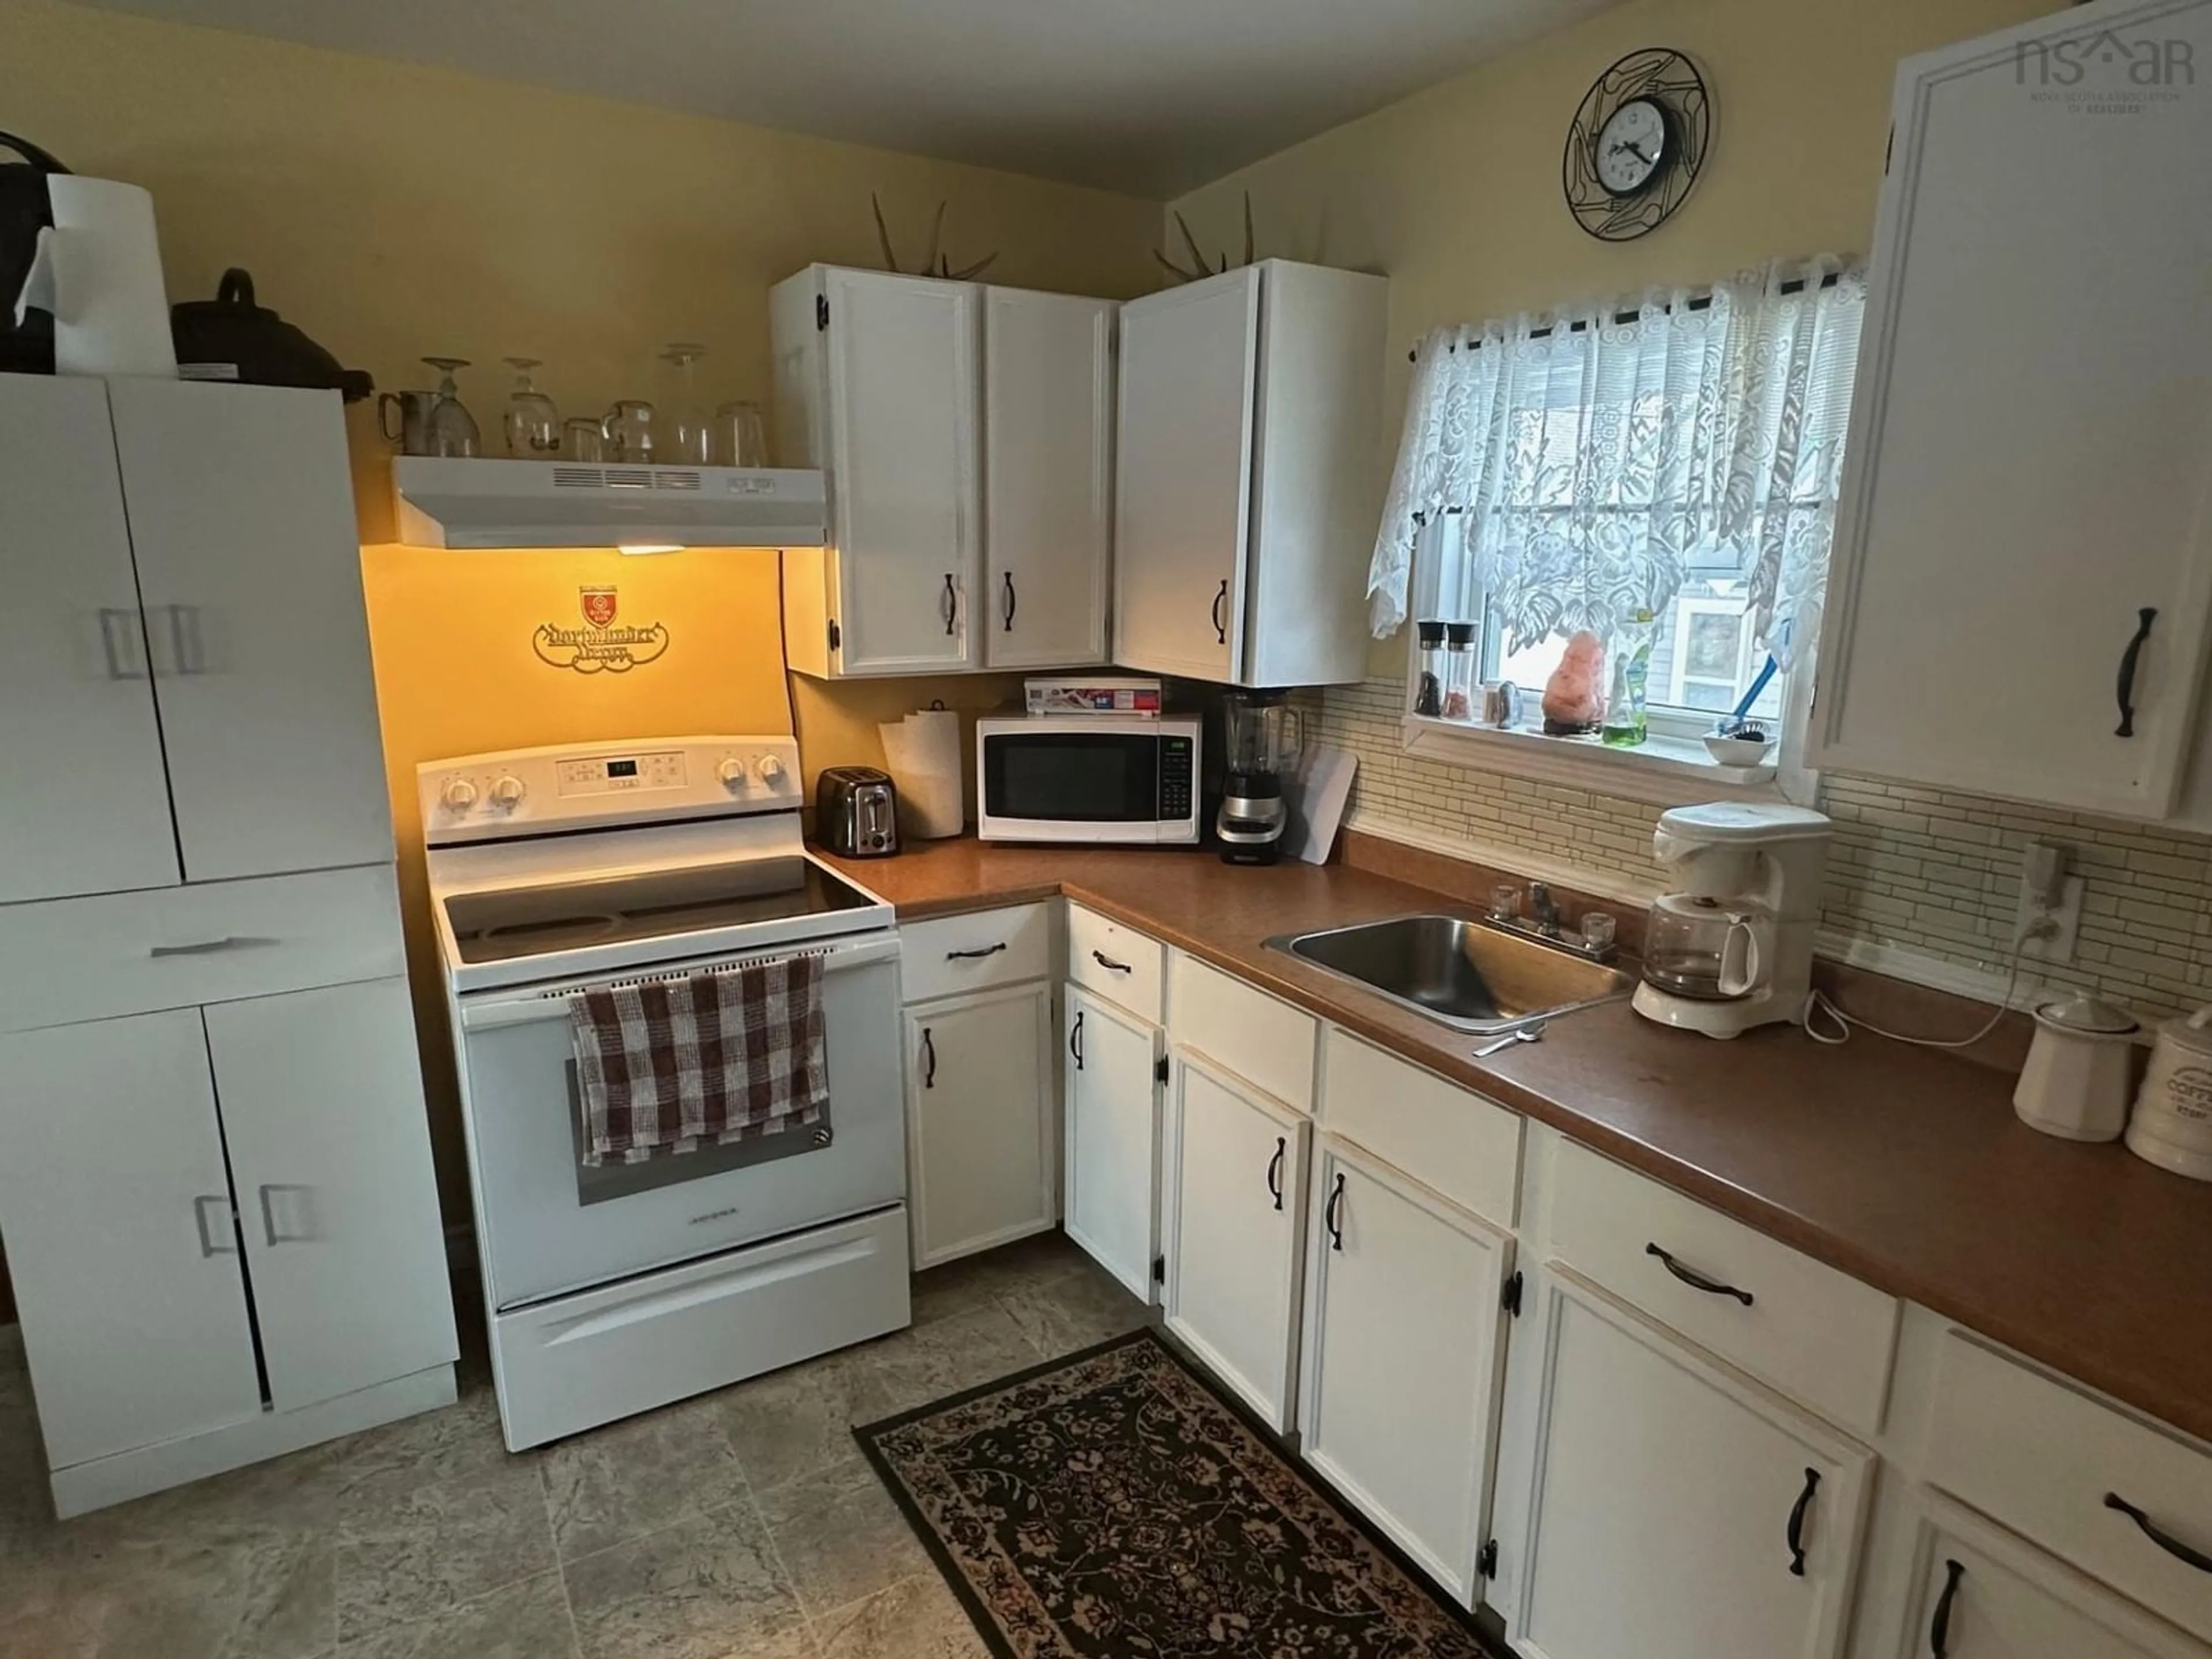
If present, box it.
[1632,802,1832,1039]
[1215,689,1303,865]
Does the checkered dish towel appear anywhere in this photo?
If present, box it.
[569,955,829,1165]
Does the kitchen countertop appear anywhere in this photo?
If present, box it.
[825,838,2212,1448]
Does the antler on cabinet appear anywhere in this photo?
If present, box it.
[871,192,999,281]
[1154,192,1257,284]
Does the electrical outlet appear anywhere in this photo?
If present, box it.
[2015,871,2085,962]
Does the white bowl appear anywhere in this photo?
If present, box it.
[1703,732,1775,766]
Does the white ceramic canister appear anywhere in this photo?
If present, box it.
[2013,994,2140,1142]
[2126,1005,2212,1181]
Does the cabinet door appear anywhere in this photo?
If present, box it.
[0,1010,262,1468]
[1162,1047,1306,1430]
[1814,1,2212,816]
[1299,1137,1511,1608]
[1113,267,1259,683]
[1502,1273,1871,1659]
[906,983,1054,1268]
[0,374,179,902]
[204,977,456,1411]
[983,288,1115,669]
[1891,1496,2206,1659]
[105,380,394,879]
[1063,986,1160,1300]
[824,268,982,674]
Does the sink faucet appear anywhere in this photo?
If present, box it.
[1528,882,1561,939]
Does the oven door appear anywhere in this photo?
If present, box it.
[453,931,904,1309]
[978,724,1195,843]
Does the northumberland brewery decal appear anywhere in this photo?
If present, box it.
[534,586,671,673]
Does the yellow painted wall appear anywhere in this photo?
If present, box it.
[1168,0,2051,674]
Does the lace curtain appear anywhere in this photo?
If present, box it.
[1365,257,1865,665]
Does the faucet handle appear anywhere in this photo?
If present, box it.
[1528,882,1559,933]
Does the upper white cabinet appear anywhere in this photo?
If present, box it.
[1115,259,1386,688]
[1813,0,2212,818]
[772,267,1116,678]
[984,287,1115,669]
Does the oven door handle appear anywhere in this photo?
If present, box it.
[456,935,903,1031]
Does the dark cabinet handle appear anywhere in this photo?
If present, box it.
[1069,1010,1084,1071]
[921,1027,936,1089]
[942,572,958,637]
[1646,1243,1755,1306]
[1002,571,1016,632]
[945,942,1007,961]
[1930,1558,1963,1657]
[1091,949,1132,975]
[1266,1137,1285,1211]
[1786,1467,1820,1577]
[2105,1493,2212,1574]
[1324,1171,1346,1251]
[1211,578,1228,645]
[2115,607,2157,737]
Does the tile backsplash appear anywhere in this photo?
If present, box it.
[1302,678,2212,1019]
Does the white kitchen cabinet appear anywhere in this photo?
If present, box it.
[203,978,456,1412]
[905,982,1056,1267]
[1499,1272,1872,1659]
[1298,1135,1513,1608]
[0,374,179,904]
[1114,259,1386,688]
[1888,1496,2210,1659]
[1813,0,2212,818]
[0,1010,264,1471]
[1063,984,1161,1300]
[1161,1048,1309,1431]
[984,286,1114,669]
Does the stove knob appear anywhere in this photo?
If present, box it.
[488,775,527,809]
[756,755,786,786]
[717,758,748,790]
[441,777,479,813]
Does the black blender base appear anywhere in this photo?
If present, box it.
[1219,839,1283,866]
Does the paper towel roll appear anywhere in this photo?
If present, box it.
[13,177,177,378]
[878,709,964,839]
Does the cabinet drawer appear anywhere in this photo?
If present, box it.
[1547,1139,1898,1435]
[1168,949,1316,1114]
[1318,1028,1519,1229]
[0,864,406,1035]
[1067,903,1164,1024]
[900,904,1051,1004]
[1925,1330,2212,1642]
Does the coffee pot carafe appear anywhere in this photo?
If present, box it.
[1642,893,1773,1001]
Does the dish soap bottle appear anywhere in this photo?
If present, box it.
[1600,609,1655,748]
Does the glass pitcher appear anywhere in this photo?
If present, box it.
[1641,893,1772,1001]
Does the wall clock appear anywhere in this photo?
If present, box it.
[1563,48,1711,242]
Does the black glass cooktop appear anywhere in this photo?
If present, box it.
[444,856,877,965]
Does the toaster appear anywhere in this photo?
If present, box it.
[816,766,899,858]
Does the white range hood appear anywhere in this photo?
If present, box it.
[392,457,828,550]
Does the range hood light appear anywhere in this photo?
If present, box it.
[619,543,685,556]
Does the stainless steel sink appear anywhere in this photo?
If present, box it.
[1265,913,1637,1036]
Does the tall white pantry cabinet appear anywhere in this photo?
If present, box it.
[0,372,457,1518]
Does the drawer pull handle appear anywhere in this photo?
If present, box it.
[945,943,1007,961]
[192,1195,236,1257]
[1266,1136,1285,1211]
[150,935,276,958]
[1069,1010,1084,1072]
[1324,1171,1346,1251]
[1786,1466,1819,1577]
[1091,950,1132,974]
[1646,1242,1755,1306]
[2115,607,2156,737]
[1929,1558,1963,1657]
[921,1027,937,1089]
[2105,1493,2212,1574]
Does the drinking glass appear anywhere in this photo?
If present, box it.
[660,343,713,465]
[715,399,768,468]
[501,357,561,457]
[421,357,479,459]
[601,399,659,464]
[563,417,607,462]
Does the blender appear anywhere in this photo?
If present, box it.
[1216,690,1303,866]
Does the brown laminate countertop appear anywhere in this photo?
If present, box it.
[825,838,2212,1447]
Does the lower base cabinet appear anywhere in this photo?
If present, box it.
[906,983,1055,1267]
[1502,1272,1872,1659]
[1298,1135,1513,1608]
[1162,1048,1308,1431]
[1063,984,1161,1300]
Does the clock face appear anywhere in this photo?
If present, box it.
[1594,99,1669,197]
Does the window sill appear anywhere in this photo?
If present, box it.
[1400,713,1796,808]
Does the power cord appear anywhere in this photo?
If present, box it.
[1801,921,2042,1050]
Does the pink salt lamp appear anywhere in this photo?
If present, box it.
[1541,630,1607,732]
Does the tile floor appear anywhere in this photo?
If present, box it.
[0,1230,1150,1659]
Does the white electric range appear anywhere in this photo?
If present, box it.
[420,736,910,1449]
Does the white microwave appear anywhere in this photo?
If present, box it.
[975,717,1201,844]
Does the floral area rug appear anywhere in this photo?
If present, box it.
[854,1328,1491,1658]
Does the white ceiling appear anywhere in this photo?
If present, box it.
[75,0,1617,197]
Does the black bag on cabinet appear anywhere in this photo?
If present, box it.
[0,130,66,376]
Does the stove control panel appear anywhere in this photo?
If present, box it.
[418,736,804,844]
